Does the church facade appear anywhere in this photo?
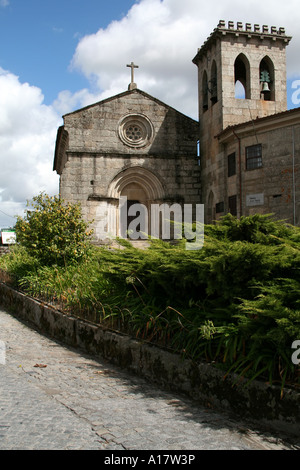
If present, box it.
[53,88,200,242]
[54,20,300,241]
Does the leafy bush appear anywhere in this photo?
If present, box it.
[15,193,92,266]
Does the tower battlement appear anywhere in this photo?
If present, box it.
[217,19,288,36]
[193,20,292,63]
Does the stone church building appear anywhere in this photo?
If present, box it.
[53,20,300,242]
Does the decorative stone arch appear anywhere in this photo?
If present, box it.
[108,166,165,201]
[107,166,165,238]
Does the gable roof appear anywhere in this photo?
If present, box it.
[62,87,197,123]
[53,88,199,173]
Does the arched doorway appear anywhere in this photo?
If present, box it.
[107,166,165,239]
[121,182,148,238]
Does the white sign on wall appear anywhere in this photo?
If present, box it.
[246,193,264,207]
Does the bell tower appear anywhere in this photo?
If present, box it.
[192,20,292,222]
[193,20,292,130]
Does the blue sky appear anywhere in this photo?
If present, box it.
[0,0,137,105]
[0,0,300,228]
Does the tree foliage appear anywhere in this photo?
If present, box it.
[15,193,92,266]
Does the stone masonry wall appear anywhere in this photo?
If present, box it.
[57,89,201,241]
[208,119,300,225]
[193,21,292,223]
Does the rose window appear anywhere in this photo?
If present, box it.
[118,114,154,148]
[125,125,143,142]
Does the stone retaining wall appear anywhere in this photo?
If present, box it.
[0,281,299,436]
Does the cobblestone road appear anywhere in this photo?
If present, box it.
[0,308,298,451]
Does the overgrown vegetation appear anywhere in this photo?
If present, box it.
[1,196,299,392]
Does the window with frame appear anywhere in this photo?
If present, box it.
[246,144,262,170]
[228,195,237,216]
[215,201,224,213]
[228,152,236,177]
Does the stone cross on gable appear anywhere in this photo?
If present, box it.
[127,62,139,90]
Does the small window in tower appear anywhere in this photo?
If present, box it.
[202,71,209,111]
[234,54,251,99]
[260,57,275,101]
[228,152,236,177]
[197,140,201,166]
[246,144,262,170]
[210,61,218,104]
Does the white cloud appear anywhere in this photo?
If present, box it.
[0,68,61,227]
[68,0,300,118]
[2,0,300,227]
[52,88,104,116]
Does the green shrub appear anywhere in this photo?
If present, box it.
[1,213,299,389]
[15,193,92,266]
